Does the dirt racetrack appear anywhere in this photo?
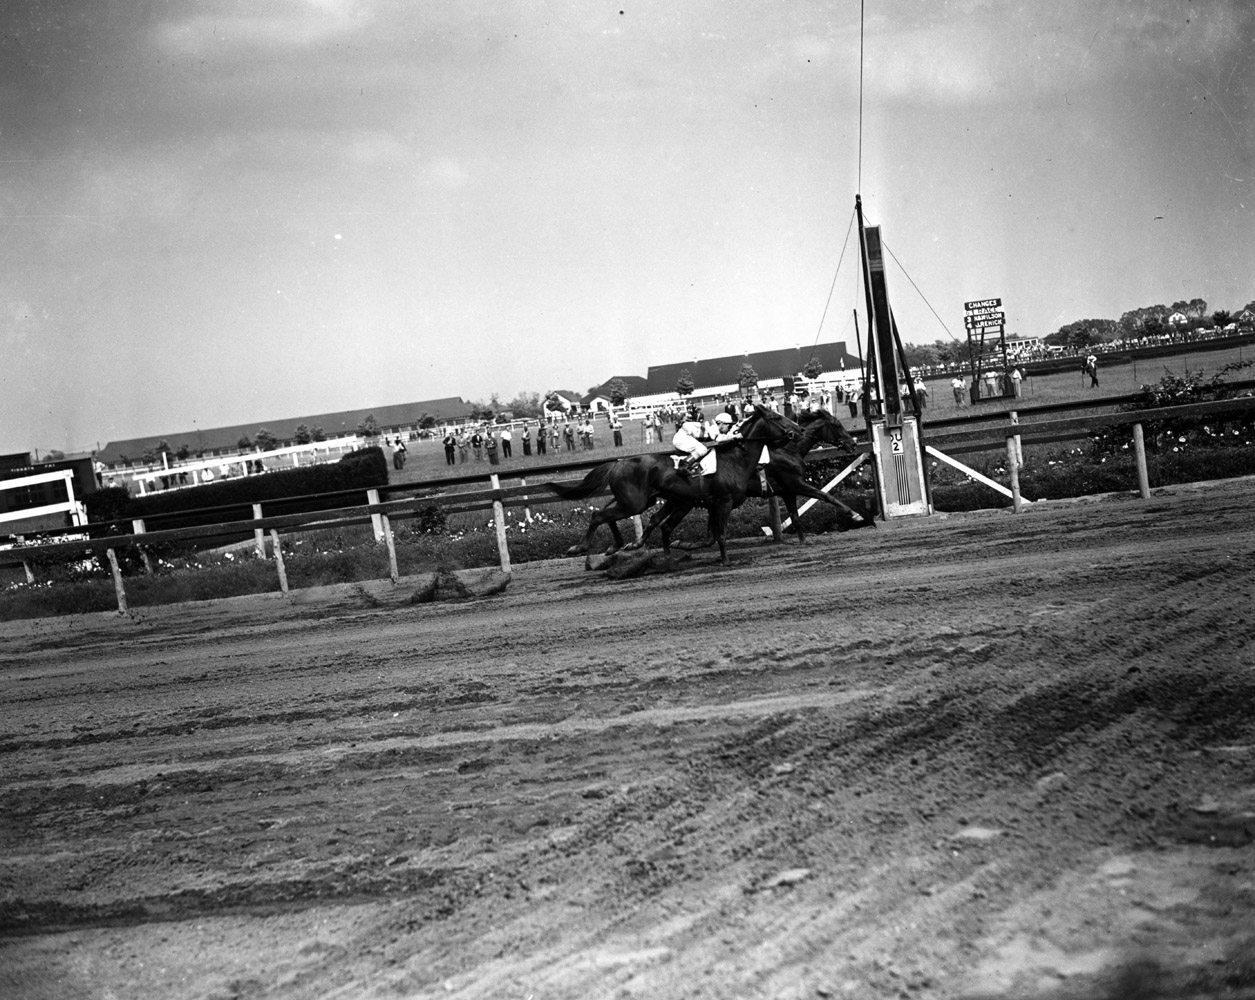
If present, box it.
[3,477,1255,1000]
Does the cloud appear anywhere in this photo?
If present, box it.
[428,157,470,190]
[345,132,408,165]
[153,0,366,56]
[862,1,1253,108]
[866,22,1008,104]
[0,286,40,350]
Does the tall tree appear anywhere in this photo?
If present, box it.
[605,378,629,405]
[255,428,278,451]
[737,363,759,392]
[507,391,543,417]
[803,357,824,379]
[675,368,695,396]
[293,424,313,445]
[356,414,380,437]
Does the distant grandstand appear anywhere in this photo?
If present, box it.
[94,341,860,466]
[96,397,473,466]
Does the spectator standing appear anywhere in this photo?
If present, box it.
[442,430,457,465]
[563,422,576,452]
[609,411,623,447]
[951,376,966,406]
[1010,366,1023,398]
[500,425,512,458]
[535,422,547,456]
[1084,354,1099,388]
[521,423,532,456]
[485,429,499,466]
[550,422,561,452]
[471,428,484,461]
[457,430,469,464]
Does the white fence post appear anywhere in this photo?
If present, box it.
[130,518,154,575]
[1133,423,1151,499]
[105,547,127,613]
[252,504,266,558]
[381,513,399,584]
[367,488,384,542]
[15,536,34,584]
[1006,436,1022,513]
[270,530,289,593]
[490,474,511,573]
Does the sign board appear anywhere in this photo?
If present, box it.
[964,298,1001,311]
[965,314,1005,329]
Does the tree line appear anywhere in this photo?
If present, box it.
[896,296,1255,369]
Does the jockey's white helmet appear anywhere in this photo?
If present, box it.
[714,412,734,425]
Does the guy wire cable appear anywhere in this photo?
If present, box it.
[883,239,958,341]
[809,208,858,361]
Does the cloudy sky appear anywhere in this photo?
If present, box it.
[2,0,1251,455]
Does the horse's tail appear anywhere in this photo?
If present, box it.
[547,462,615,500]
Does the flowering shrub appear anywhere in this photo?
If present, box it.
[1090,359,1255,457]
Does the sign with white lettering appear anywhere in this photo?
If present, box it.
[965,313,1005,329]
[964,298,1001,311]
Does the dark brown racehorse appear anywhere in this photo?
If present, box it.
[548,406,867,565]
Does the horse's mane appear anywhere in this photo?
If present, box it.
[750,403,802,433]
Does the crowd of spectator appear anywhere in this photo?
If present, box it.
[908,322,1252,379]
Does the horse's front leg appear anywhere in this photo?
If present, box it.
[774,492,807,544]
[711,498,735,566]
[779,478,871,529]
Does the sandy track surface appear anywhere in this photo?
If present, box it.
[3,478,1254,1000]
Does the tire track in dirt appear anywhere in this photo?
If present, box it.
[3,478,1255,999]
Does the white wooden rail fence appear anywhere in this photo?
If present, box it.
[4,394,1253,613]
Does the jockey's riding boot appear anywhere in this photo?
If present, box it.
[683,456,702,478]
[758,468,770,494]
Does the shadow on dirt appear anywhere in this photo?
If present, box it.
[965,944,1255,1000]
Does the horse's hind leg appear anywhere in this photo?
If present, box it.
[566,501,624,555]
[604,514,627,554]
[628,501,686,551]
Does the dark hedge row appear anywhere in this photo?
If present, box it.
[83,447,389,535]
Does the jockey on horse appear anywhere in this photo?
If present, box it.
[671,413,712,476]
[672,409,773,498]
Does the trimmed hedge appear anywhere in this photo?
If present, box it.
[83,447,389,534]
